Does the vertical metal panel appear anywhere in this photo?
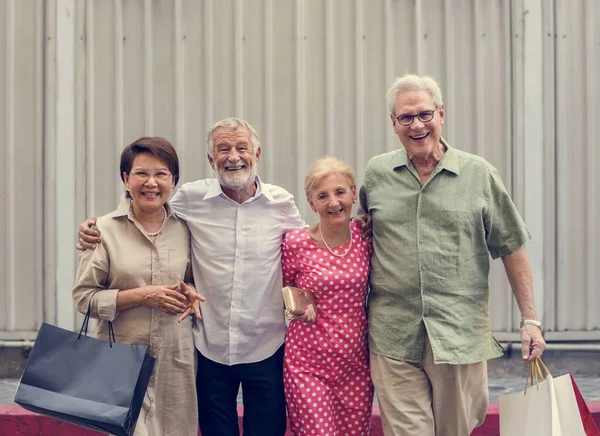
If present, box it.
[73,0,88,328]
[267,0,299,197]
[518,0,547,329]
[55,0,78,328]
[354,0,365,178]
[43,0,57,328]
[143,0,154,133]
[263,0,275,183]
[555,0,600,331]
[202,0,214,176]
[90,0,118,215]
[294,0,308,201]
[239,0,265,146]
[540,0,557,333]
[0,0,45,337]
[583,0,599,331]
[173,0,184,172]
[0,0,16,332]
[84,0,95,214]
[180,0,209,178]
[234,0,244,116]
[0,2,6,327]
[121,0,145,143]
[151,0,176,141]
[113,0,124,177]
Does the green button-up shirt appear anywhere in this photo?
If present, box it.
[359,140,530,364]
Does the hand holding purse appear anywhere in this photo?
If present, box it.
[282,286,315,319]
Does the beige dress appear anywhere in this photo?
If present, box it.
[73,198,198,436]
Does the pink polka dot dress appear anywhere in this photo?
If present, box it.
[282,221,374,436]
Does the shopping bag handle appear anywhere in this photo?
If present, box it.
[77,290,116,347]
[524,358,551,395]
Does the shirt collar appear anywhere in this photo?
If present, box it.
[110,194,177,220]
[203,175,275,202]
[437,138,460,175]
[392,137,460,175]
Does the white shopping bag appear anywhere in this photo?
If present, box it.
[499,362,586,436]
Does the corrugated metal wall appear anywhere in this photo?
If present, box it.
[553,0,600,337]
[0,0,45,339]
[1,0,598,340]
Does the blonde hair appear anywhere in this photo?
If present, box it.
[386,74,443,115]
[304,156,355,200]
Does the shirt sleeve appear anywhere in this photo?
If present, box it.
[170,185,188,219]
[484,166,531,259]
[72,238,120,321]
[357,180,369,215]
[283,198,306,231]
[281,232,299,286]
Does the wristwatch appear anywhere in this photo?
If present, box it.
[520,319,542,330]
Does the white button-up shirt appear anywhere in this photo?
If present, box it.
[170,176,305,365]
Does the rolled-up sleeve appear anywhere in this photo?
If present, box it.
[72,243,120,321]
[484,167,531,259]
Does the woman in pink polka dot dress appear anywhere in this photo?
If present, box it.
[282,156,374,435]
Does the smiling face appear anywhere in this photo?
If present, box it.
[123,152,174,215]
[208,127,261,191]
[391,89,445,158]
[309,173,357,227]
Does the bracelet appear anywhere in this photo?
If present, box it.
[520,319,542,330]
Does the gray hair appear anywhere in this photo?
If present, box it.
[206,117,261,157]
[386,74,443,115]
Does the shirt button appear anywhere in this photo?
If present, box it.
[153,316,158,321]
[418,215,422,220]
[419,239,423,244]
[421,265,426,271]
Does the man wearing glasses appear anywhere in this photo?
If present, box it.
[358,74,546,435]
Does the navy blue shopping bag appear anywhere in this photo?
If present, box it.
[14,302,155,436]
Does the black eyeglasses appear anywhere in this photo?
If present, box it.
[395,108,437,126]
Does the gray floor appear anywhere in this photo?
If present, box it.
[2,374,599,406]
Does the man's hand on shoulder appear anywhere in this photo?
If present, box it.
[76,217,101,251]
[353,214,372,239]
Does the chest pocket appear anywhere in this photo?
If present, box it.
[168,249,189,281]
[437,210,477,277]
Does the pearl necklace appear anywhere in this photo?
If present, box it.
[130,202,168,237]
[319,224,353,258]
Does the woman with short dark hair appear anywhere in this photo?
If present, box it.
[73,136,203,436]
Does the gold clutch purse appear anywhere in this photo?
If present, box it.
[282,286,314,318]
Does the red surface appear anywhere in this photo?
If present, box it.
[1,403,599,435]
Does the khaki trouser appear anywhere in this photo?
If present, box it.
[370,337,489,436]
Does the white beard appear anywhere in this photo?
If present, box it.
[216,164,257,191]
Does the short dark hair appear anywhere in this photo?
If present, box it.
[120,136,180,186]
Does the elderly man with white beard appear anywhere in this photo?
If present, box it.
[78,118,305,436]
